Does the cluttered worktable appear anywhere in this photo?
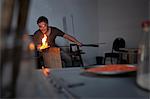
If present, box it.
[37,66,149,99]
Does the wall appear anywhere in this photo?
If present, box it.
[27,0,99,65]
[98,0,149,56]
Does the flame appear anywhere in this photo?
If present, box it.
[40,34,49,50]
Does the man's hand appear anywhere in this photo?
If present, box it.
[76,42,83,47]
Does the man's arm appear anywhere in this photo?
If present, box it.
[63,34,82,46]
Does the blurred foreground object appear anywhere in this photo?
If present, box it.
[0,0,38,98]
[137,20,150,91]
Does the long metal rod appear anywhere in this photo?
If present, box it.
[57,43,106,48]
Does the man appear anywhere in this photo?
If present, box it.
[33,16,82,68]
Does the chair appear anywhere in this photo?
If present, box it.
[69,44,85,67]
[104,37,126,64]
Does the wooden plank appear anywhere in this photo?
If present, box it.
[43,47,62,68]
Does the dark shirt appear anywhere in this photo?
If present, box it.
[33,26,65,47]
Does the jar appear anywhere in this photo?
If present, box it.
[137,20,150,91]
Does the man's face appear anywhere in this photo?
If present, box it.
[38,21,48,34]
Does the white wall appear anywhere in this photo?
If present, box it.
[27,0,99,65]
[98,0,149,56]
